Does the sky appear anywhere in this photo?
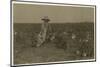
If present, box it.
[13,3,95,23]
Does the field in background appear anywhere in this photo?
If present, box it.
[13,23,94,64]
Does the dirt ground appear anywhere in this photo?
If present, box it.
[14,43,93,64]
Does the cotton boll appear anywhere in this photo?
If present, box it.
[82,52,87,57]
[72,34,76,39]
[14,31,17,35]
[76,50,80,55]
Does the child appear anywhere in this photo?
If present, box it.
[36,16,50,47]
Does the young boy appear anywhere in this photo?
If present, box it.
[36,16,50,47]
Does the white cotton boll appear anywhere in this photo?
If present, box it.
[50,36,55,40]
[72,34,76,39]
[85,39,89,42]
[79,39,82,42]
[83,39,89,42]
[83,52,87,57]
[63,32,67,35]
[76,50,80,55]
[14,31,17,35]
[15,50,18,53]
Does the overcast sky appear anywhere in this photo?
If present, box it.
[13,3,95,23]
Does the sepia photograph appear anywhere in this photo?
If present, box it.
[12,1,96,66]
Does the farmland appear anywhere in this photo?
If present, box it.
[13,22,95,64]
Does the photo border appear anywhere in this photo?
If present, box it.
[10,0,96,67]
